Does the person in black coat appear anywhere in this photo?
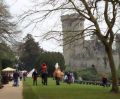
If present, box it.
[42,70,48,85]
[32,69,38,86]
[102,75,108,87]
[13,70,19,86]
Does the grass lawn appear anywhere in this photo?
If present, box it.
[23,78,120,99]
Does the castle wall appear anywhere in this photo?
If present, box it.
[61,14,119,74]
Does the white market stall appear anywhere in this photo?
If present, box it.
[2,67,16,72]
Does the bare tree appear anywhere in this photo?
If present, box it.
[20,0,120,93]
[0,0,19,43]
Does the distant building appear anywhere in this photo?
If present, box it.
[61,13,119,74]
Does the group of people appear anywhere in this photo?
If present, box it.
[32,63,64,86]
[13,70,27,86]
[32,63,48,86]
[0,70,26,87]
[64,72,75,84]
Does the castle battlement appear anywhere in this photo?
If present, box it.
[61,13,85,22]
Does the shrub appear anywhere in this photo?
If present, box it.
[78,67,100,81]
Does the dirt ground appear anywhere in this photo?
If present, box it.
[0,81,23,99]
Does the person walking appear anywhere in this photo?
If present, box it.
[13,70,19,86]
[41,63,48,85]
[53,66,63,85]
[23,72,27,81]
[102,75,108,87]
[67,72,72,84]
[32,69,38,86]
[19,72,22,81]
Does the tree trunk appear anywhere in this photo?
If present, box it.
[105,46,119,93]
[119,52,120,68]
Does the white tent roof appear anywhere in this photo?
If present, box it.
[2,67,16,72]
[27,69,34,77]
[21,70,27,73]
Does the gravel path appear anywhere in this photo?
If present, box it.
[0,81,23,99]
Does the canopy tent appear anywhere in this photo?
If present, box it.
[21,70,27,73]
[27,69,34,77]
[2,67,16,72]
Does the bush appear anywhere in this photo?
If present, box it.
[78,67,100,81]
[73,71,79,80]
[65,66,100,81]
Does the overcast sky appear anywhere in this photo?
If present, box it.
[5,0,63,52]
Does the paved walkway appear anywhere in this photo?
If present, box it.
[0,81,23,99]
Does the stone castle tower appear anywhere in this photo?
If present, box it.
[61,13,119,73]
[61,13,85,68]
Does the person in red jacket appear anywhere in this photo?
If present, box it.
[41,63,47,73]
[41,63,48,85]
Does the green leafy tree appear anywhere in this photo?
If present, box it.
[19,34,43,71]
[0,0,18,87]
[0,42,16,69]
[36,52,65,76]
[0,0,18,69]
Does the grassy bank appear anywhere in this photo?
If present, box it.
[23,78,120,99]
